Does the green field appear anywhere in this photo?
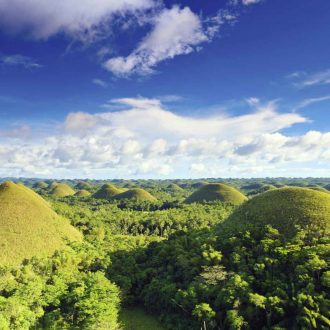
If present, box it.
[120,308,165,330]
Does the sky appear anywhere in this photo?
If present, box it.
[0,0,329,179]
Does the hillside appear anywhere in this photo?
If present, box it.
[93,183,124,199]
[185,183,247,205]
[75,181,93,190]
[0,182,81,264]
[33,181,48,189]
[74,189,91,197]
[114,188,157,202]
[50,183,75,197]
[224,187,330,238]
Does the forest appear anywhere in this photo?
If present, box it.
[0,177,329,329]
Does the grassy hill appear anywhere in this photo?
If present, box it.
[93,183,125,199]
[185,183,247,205]
[167,183,184,192]
[114,188,157,202]
[50,183,75,197]
[307,186,330,194]
[224,187,330,238]
[74,189,91,197]
[48,181,59,189]
[33,181,48,189]
[0,182,81,265]
[75,181,93,190]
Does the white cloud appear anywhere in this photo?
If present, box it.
[242,0,262,5]
[1,96,328,178]
[294,95,330,111]
[1,54,42,69]
[190,163,205,173]
[291,69,330,88]
[92,78,108,88]
[104,6,220,76]
[0,0,154,40]
[302,69,330,87]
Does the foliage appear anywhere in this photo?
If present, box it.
[0,182,81,265]
[225,187,330,239]
[185,183,247,205]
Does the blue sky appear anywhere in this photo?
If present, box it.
[0,0,329,179]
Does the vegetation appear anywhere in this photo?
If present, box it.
[225,187,330,239]
[93,183,125,199]
[0,178,329,329]
[74,189,92,197]
[119,308,165,330]
[185,183,247,205]
[0,182,81,264]
[50,183,75,197]
[114,188,157,202]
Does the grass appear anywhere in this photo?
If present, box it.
[93,183,125,199]
[119,308,165,330]
[185,183,247,205]
[50,183,75,197]
[74,189,91,197]
[0,181,81,265]
[225,187,330,238]
[114,188,157,202]
[33,181,48,189]
[75,181,93,190]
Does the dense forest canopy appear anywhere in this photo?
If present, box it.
[0,178,329,329]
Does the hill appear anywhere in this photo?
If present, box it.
[74,189,91,197]
[0,182,81,264]
[75,181,93,190]
[224,187,330,238]
[92,183,124,199]
[307,186,330,194]
[50,183,75,197]
[33,181,48,189]
[114,188,157,202]
[166,183,184,192]
[185,183,247,205]
[48,181,59,189]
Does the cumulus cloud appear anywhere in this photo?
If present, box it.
[104,6,230,76]
[0,54,42,69]
[104,6,207,76]
[0,0,154,40]
[1,96,329,178]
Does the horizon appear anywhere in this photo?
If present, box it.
[1,0,330,179]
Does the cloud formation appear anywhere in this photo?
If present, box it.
[104,6,213,76]
[242,0,262,5]
[0,0,154,40]
[1,97,329,178]
[0,54,42,69]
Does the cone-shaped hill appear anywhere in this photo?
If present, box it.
[92,183,125,199]
[0,182,81,265]
[75,181,93,190]
[33,181,48,189]
[223,187,330,239]
[48,181,59,189]
[114,188,157,202]
[50,183,75,197]
[167,183,184,192]
[74,189,91,197]
[185,183,247,205]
